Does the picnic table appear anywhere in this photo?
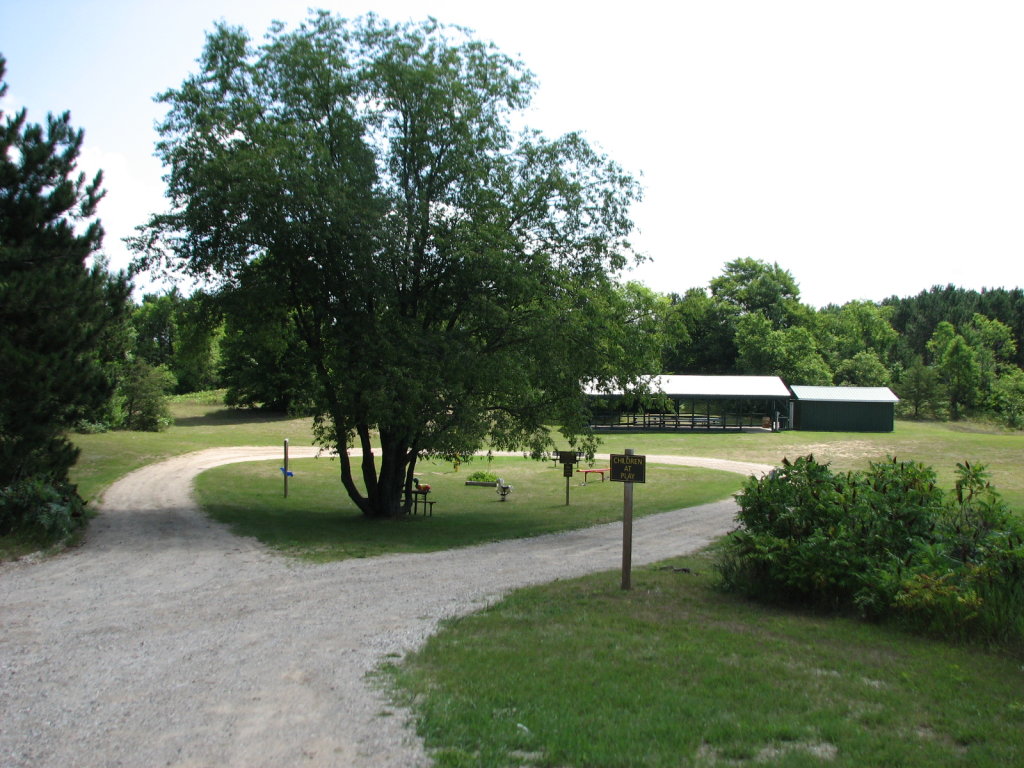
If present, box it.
[404,479,435,516]
[577,467,610,484]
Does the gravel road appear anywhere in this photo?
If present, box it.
[0,448,771,767]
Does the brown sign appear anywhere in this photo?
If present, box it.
[610,453,646,483]
[562,463,574,478]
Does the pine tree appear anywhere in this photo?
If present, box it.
[0,55,130,484]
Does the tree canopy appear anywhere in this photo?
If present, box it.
[0,55,130,484]
[132,14,648,516]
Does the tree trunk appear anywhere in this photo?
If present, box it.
[334,422,415,518]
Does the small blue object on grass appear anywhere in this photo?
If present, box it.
[280,467,294,477]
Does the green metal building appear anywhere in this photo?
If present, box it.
[789,385,899,432]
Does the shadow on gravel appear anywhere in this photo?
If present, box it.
[93,505,253,553]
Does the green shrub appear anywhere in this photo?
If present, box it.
[0,477,85,544]
[718,455,1024,648]
[718,455,943,610]
[117,359,176,431]
[465,470,499,483]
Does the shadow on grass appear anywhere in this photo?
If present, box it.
[206,501,603,561]
[172,408,298,428]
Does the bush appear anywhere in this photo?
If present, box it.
[465,470,499,483]
[117,359,176,431]
[0,477,85,544]
[718,455,942,609]
[718,455,1024,648]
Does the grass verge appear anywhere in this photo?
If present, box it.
[384,547,1024,768]
[196,456,743,560]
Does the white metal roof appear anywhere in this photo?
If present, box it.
[789,385,900,403]
[588,375,790,399]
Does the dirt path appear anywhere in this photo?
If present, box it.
[0,448,770,767]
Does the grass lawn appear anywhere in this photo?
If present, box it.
[69,393,316,503]
[196,455,743,560]
[385,547,1024,768]
[70,395,1023,515]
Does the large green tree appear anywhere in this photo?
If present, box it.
[218,266,317,412]
[709,257,803,329]
[132,14,646,517]
[131,289,223,394]
[939,334,981,420]
[895,356,941,419]
[0,56,130,483]
[734,313,832,385]
[661,288,738,374]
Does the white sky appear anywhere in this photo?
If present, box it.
[3,0,1022,307]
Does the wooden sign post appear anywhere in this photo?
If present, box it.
[558,450,577,506]
[610,449,646,590]
[283,439,290,498]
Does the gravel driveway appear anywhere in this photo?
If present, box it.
[0,447,770,767]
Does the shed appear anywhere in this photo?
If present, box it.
[586,375,791,431]
[789,385,899,432]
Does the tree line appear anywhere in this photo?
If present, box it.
[654,258,1024,426]
[125,258,1024,431]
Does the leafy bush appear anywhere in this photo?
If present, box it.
[117,359,176,431]
[73,419,111,434]
[465,470,499,483]
[0,477,85,544]
[718,455,1024,648]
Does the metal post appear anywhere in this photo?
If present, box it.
[621,448,633,590]
[283,439,289,498]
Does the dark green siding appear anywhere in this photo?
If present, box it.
[794,401,894,432]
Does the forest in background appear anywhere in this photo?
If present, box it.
[114,257,1024,431]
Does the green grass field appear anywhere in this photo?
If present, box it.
[594,420,1024,512]
[71,398,1024,512]
[196,455,741,560]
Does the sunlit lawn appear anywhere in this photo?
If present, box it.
[595,419,1024,512]
[386,548,1024,768]
[72,405,1023,513]
[69,393,316,502]
[196,455,742,560]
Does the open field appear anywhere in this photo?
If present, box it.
[70,397,315,502]
[72,396,1023,513]
[590,420,1024,512]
